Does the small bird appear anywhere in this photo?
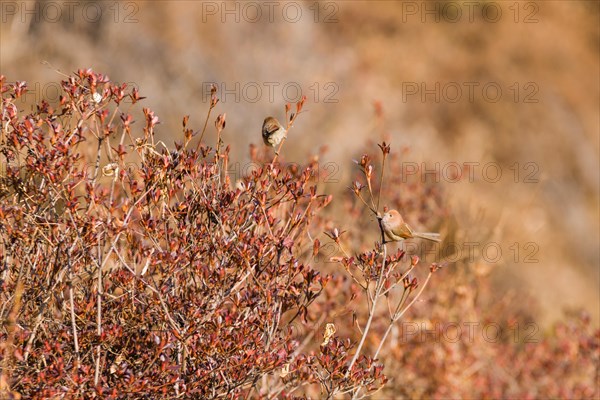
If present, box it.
[380,209,441,243]
[262,116,287,148]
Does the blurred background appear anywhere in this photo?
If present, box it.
[1,0,598,381]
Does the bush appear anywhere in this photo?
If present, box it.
[1,70,597,399]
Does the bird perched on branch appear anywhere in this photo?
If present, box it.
[380,209,441,243]
[262,116,287,148]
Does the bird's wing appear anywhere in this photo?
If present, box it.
[398,223,415,239]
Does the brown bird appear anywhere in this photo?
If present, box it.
[380,209,441,243]
[262,116,287,147]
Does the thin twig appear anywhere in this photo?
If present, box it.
[345,243,387,377]
[376,151,387,213]
[196,99,217,149]
[372,271,433,362]
[67,257,81,369]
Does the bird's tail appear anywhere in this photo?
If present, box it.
[414,232,442,243]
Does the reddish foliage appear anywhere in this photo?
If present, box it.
[0,71,597,399]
